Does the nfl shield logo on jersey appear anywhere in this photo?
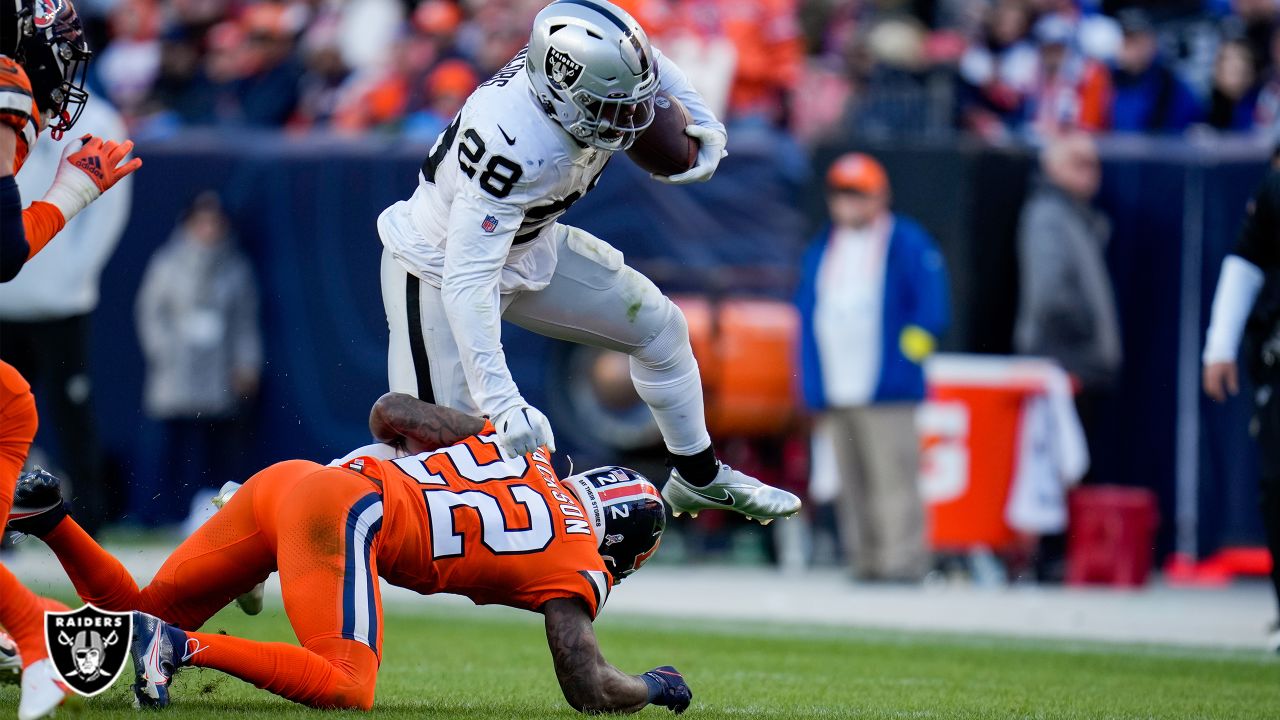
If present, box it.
[44,605,131,697]
[481,214,499,233]
[544,47,584,90]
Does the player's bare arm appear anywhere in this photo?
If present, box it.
[368,391,486,453]
[543,597,652,714]
[0,122,14,172]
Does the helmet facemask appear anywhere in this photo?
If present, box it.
[527,0,659,152]
[18,0,91,136]
[568,87,655,151]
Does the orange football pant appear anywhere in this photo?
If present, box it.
[43,459,385,709]
[0,360,67,668]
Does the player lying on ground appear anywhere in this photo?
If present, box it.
[378,0,800,523]
[0,1,140,717]
[6,393,692,714]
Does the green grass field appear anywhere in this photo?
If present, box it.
[2,603,1276,719]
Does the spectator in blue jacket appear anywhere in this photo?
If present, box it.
[1109,9,1202,134]
[795,153,950,582]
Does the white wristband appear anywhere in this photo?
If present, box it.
[39,163,99,222]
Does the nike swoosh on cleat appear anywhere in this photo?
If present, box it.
[681,485,736,507]
[498,125,516,145]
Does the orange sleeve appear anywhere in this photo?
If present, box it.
[21,200,65,259]
[523,567,612,619]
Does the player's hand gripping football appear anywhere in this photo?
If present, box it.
[492,402,556,458]
[652,124,727,185]
[641,666,692,714]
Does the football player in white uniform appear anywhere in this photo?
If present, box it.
[377,0,800,522]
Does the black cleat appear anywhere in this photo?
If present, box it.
[6,468,68,537]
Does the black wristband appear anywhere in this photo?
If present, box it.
[641,672,664,704]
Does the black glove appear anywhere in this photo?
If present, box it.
[641,666,692,714]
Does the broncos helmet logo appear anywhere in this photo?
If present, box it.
[32,0,63,29]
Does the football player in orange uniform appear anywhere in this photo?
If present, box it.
[0,0,140,282]
[1,2,140,717]
[7,393,692,714]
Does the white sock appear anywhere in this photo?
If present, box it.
[628,308,712,456]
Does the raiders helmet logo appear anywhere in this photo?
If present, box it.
[44,605,131,697]
[544,47,584,90]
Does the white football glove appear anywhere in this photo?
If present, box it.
[652,124,727,185]
[492,402,556,458]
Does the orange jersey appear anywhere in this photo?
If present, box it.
[1,55,66,261]
[349,426,612,617]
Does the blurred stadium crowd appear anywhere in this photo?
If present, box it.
[75,0,1280,143]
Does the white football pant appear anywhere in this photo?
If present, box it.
[381,223,712,456]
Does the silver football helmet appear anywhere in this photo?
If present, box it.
[526,0,658,151]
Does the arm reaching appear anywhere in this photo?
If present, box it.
[438,133,555,457]
[369,392,486,454]
[543,597,691,714]
[24,135,143,260]
[1203,172,1280,402]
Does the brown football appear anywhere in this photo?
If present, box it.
[626,91,697,177]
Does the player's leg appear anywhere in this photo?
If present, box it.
[131,462,286,629]
[156,467,384,709]
[0,363,74,719]
[381,247,477,413]
[854,405,927,581]
[503,225,801,521]
[1253,374,1280,649]
[0,371,58,667]
[14,462,283,630]
[824,409,875,578]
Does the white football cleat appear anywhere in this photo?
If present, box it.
[210,481,241,510]
[662,463,802,522]
[18,659,71,720]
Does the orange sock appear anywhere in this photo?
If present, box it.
[186,633,377,710]
[43,517,141,610]
[0,565,50,667]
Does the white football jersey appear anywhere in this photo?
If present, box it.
[377,45,723,418]
[378,46,724,294]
